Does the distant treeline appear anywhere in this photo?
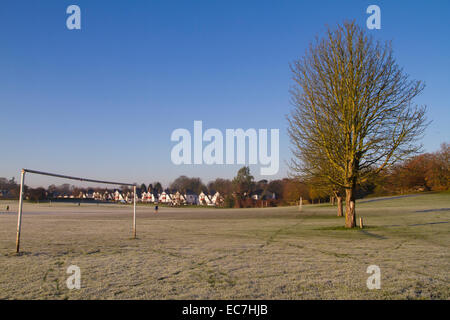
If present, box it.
[369,143,449,195]
[1,144,448,206]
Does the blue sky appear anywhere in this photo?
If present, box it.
[1,0,449,188]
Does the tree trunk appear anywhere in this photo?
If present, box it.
[337,196,343,217]
[345,188,356,228]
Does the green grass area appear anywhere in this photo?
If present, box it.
[0,192,448,299]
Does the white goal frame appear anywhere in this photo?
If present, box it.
[15,168,137,253]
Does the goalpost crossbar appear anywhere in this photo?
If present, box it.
[15,168,138,253]
[23,169,136,187]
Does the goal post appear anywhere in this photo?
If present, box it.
[15,168,137,253]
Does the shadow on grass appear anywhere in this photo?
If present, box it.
[5,251,32,257]
[315,225,387,239]
[414,208,450,213]
[315,225,378,231]
[295,214,342,220]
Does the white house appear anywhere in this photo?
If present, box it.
[104,191,113,201]
[170,191,187,205]
[124,192,136,203]
[211,192,223,206]
[199,192,213,206]
[142,192,156,203]
[114,190,126,203]
[158,191,172,204]
[93,191,102,200]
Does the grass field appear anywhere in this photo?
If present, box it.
[0,192,449,300]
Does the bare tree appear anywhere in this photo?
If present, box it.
[207,178,233,195]
[170,176,207,195]
[288,21,428,228]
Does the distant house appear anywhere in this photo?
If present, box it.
[158,191,172,204]
[171,191,186,205]
[93,191,102,200]
[250,190,261,200]
[199,192,213,206]
[124,191,136,203]
[251,190,276,201]
[184,191,199,205]
[114,190,126,203]
[211,192,223,206]
[104,191,113,201]
[142,191,156,203]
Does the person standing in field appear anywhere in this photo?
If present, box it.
[154,203,158,214]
